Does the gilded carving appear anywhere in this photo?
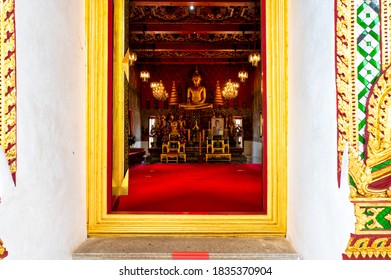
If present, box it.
[355,205,385,231]
[141,50,253,59]
[337,0,391,259]
[366,65,391,167]
[130,33,258,43]
[345,235,391,259]
[0,239,8,260]
[348,147,373,198]
[336,0,357,175]
[382,1,391,70]
[128,6,260,23]
[0,0,16,177]
[349,145,391,199]
[126,3,260,62]
[386,213,391,224]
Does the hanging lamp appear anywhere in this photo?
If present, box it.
[139,31,150,82]
[248,21,260,67]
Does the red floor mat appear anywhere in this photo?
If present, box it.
[114,163,263,214]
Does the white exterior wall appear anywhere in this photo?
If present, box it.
[0,0,86,259]
[0,0,360,260]
[287,0,356,259]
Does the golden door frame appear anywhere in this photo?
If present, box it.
[86,0,287,237]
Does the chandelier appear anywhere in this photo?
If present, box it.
[248,52,260,67]
[150,80,168,100]
[140,70,150,82]
[222,79,239,100]
[238,70,248,82]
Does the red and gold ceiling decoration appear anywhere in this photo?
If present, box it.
[126,0,261,65]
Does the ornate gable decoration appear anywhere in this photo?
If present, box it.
[336,0,391,260]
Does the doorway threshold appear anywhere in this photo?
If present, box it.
[72,237,300,260]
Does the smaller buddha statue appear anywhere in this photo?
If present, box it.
[191,120,200,142]
[179,67,213,110]
[160,115,167,129]
[192,120,200,131]
[168,115,179,135]
[178,114,186,128]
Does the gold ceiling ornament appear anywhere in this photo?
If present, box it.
[222,79,239,100]
[0,0,16,178]
[150,80,168,101]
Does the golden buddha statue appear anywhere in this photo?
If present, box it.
[168,115,179,135]
[179,67,213,110]
[178,114,186,128]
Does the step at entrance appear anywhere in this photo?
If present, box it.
[72,237,300,260]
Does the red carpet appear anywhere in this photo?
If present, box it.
[114,163,263,214]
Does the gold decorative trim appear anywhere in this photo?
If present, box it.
[355,204,385,232]
[336,0,358,174]
[382,0,391,70]
[352,202,391,235]
[345,235,391,259]
[336,0,391,259]
[346,64,391,199]
[371,164,391,182]
[0,0,16,177]
[348,141,391,199]
[348,147,373,198]
[86,0,287,236]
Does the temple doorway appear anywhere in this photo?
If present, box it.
[86,0,287,236]
[109,0,265,215]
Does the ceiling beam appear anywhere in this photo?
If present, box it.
[130,1,259,7]
[128,23,260,33]
[136,57,247,65]
[131,42,260,51]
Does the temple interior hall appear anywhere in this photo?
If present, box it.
[111,1,265,214]
[122,1,263,165]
